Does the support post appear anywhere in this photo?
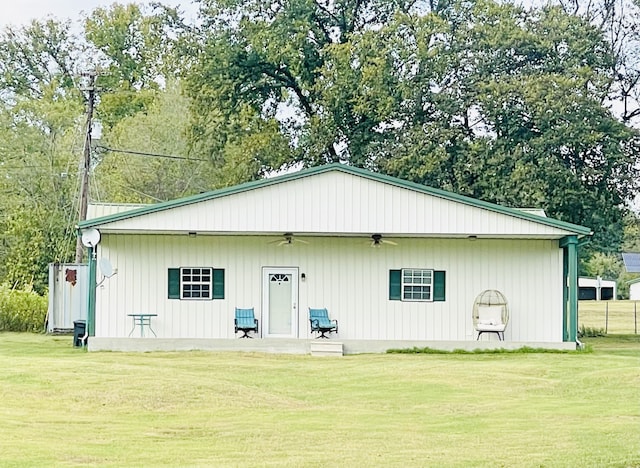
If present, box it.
[560,236,579,342]
[87,245,97,337]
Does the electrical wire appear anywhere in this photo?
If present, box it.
[94,145,209,162]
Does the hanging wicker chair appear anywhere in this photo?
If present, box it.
[472,290,509,340]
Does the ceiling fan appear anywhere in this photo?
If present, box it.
[370,234,398,248]
[269,233,309,246]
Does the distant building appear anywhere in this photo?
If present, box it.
[578,277,616,301]
[628,278,640,301]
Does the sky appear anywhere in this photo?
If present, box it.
[0,0,198,28]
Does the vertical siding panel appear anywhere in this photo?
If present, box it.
[95,232,567,343]
[98,172,573,239]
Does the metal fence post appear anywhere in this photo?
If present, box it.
[605,301,609,334]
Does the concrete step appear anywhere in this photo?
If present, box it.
[310,340,343,356]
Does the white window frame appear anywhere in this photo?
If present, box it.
[180,267,212,300]
[402,268,433,301]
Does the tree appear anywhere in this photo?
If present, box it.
[94,80,222,202]
[555,0,640,126]
[187,0,419,176]
[0,87,82,293]
[0,18,80,102]
[84,2,186,129]
[187,0,639,251]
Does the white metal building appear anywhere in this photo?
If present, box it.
[78,164,591,352]
[629,278,640,301]
[578,276,617,301]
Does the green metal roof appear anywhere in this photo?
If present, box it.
[78,163,592,236]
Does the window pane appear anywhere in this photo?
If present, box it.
[401,269,433,301]
[180,267,213,300]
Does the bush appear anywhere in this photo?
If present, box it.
[0,283,47,332]
[578,324,606,338]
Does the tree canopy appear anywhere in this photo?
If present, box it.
[0,0,638,292]
[187,0,639,251]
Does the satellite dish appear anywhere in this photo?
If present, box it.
[99,258,115,278]
[81,228,101,247]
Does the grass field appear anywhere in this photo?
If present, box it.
[0,333,638,467]
[579,300,640,334]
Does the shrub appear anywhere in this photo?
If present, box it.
[578,324,606,338]
[0,283,48,332]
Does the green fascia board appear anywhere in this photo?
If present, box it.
[78,163,592,236]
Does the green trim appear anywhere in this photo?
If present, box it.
[389,270,401,300]
[87,247,97,336]
[168,268,180,299]
[212,268,225,299]
[79,163,591,236]
[561,235,579,342]
[433,271,446,302]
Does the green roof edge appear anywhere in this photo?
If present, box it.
[78,163,592,235]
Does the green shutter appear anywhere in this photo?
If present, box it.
[213,268,225,299]
[433,270,446,302]
[168,268,180,299]
[389,270,401,300]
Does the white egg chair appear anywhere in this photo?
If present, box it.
[472,290,509,340]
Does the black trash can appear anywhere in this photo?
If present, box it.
[73,320,86,347]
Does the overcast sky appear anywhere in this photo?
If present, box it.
[0,0,197,28]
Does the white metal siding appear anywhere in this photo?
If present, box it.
[96,172,574,238]
[95,234,563,342]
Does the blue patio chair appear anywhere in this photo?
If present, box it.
[235,308,259,338]
[309,308,338,339]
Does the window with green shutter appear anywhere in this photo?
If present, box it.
[168,267,225,300]
[389,269,446,302]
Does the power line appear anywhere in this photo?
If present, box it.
[95,145,209,162]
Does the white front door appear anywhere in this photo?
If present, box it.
[262,267,298,338]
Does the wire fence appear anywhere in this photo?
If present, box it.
[578,300,639,334]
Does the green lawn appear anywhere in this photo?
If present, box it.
[0,333,639,467]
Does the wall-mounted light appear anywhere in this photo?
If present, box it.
[188,232,197,238]
[301,273,306,281]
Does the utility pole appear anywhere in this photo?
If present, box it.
[75,70,97,263]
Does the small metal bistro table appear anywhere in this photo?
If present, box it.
[127,314,158,338]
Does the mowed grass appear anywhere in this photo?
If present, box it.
[579,300,640,334]
[0,333,639,467]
